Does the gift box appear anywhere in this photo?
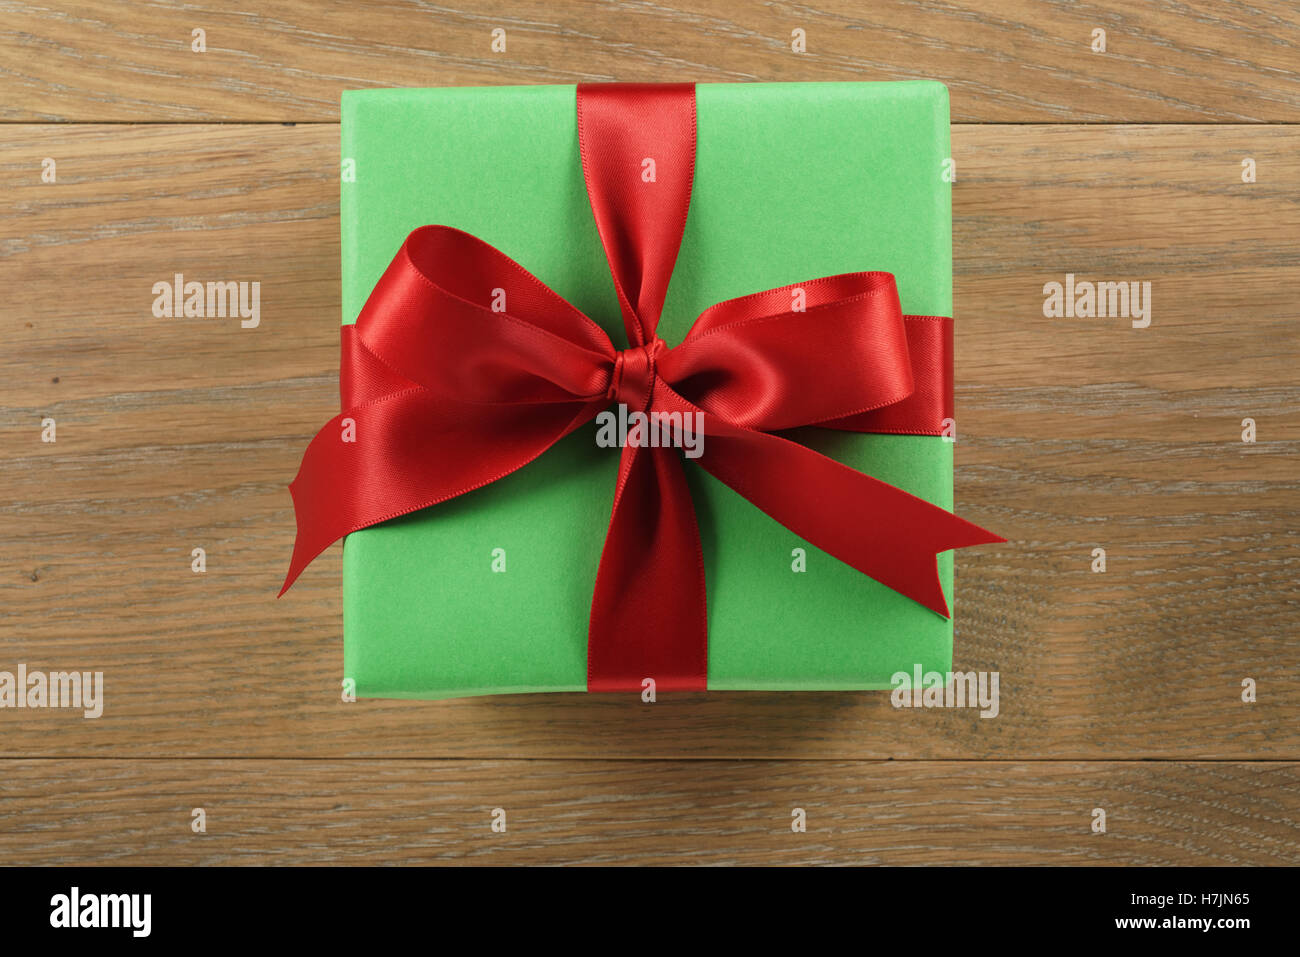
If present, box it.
[320,81,976,699]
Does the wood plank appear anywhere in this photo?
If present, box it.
[1,123,1297,759]
[1,759,1295,865]
[2,1,1298,123]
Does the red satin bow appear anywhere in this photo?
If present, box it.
[281,82,1003,692]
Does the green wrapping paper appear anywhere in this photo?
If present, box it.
[340,81,955,699]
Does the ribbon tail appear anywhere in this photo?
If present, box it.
[587,442,708,692]
[280,391,603,596]
[660,391,1002,617]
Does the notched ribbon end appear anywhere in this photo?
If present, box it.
[914,517,1005,618]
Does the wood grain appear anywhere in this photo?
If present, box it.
[2,1,1298,123]
[3,0,1299,864]
[2,123,1296,762]
[1,759,1295,865]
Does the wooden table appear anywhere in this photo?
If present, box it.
[2,1,1297,865]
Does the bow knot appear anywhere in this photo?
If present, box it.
[607,337,666,409]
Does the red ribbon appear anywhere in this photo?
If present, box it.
[281,83,1003,692]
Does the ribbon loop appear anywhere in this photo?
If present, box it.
[358,226,615,405]
[659,272,914,431]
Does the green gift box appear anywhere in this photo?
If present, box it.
[339,81,956,699]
